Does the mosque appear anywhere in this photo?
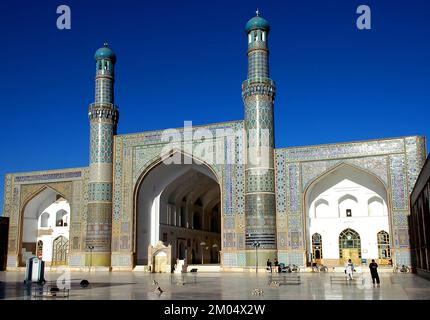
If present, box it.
[2,12,426,271]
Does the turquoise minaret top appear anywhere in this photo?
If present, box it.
[245,9,270,32]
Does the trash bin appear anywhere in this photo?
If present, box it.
[24,257,45,284]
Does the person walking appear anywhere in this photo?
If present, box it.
[369,259,380,286]
[345,259,354,280]
[267,259,272,273]
[274,258,279,273]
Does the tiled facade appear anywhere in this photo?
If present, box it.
[1,14,427,270]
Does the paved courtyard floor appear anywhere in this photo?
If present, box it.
[1,270,429,300]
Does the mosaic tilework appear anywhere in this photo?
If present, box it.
[275,151,286,214]
[111,254,132,267]
[287,163,301,213]
[394,228,410,248]
[90,122,114,164]
[392,210,409,228]
[278,252,288,265]
[284,252,304,266]
[405,136,426,193]
[390,155,408,210]
[244,98,274,148]
[237,252,246,267]
[3,175,12,218]
[14,171,81,183]
[301,156,389,191]
[248,50,269,79]
[245,171,274,193]
[111,121,244,267]
[394,251,412,266]
[224,233,236,248]
[223,253,238,267]
[95,78,114,103]
[283,139,404,162]
[88,182,112,202]
[277,232,287,249]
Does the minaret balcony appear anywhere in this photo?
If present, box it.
[88,102,119,121]
[242,78,276,99]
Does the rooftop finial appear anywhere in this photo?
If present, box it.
[103,41,109,47]
[256,8,260,16]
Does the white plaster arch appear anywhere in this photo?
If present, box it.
[304,163,390,265]
[134,151,221,266]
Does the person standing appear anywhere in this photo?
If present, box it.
[267,259,272,273]
[369,259,380,286]
[274,258,279,273]
[345,259,354,280]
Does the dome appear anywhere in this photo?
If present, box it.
[245,14,270,33]
[94,43,116,63]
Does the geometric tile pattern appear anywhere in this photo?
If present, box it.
[90,122,114,164]
[88,182,112,202]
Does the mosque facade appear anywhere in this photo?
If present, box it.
[2,13,426,271]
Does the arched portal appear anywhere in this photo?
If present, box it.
[52,236,69,266]
[135,152,221,267]
[312,233,323,265]
[19,187,70,266]
[304,163,390,266]
[339,228,361,265]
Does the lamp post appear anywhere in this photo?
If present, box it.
[212,244,219,263]
[200,242,206,264]
[252,241,260,273]
[87,245,94,273]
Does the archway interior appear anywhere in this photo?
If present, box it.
[136,154,221,266]
[305,165,390,266]
[21,188,70,266]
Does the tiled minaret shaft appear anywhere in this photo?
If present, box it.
[242,11,277,264]
[86,43,119,267]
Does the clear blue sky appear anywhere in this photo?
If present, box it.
[1,0,429,213]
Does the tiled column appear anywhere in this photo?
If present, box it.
[86,44,119,267]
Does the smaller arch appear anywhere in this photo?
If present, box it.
[368,196,385,217]
[39,212,50,228]
[339,228,361,262]
[192,212,202,230]
[377,230,391,260]
[314,198,330,218]
[55,209,68,227]
[312,233,323,260]
[52,236,69,266]
[36,240,43,259]
[338,194,358,218]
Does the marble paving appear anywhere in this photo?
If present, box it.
[0,271,429,300]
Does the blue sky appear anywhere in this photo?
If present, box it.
[1,0,429,212]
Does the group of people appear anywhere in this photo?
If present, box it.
[266,258,279,273]
[345,258,380,286]
[266,257,381,285]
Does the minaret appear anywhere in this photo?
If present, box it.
[86,43,119,267]
[242,10,277,266]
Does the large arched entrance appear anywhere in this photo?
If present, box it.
[19,187,70,266]
[304,164,391,266]
[134,153,222,267]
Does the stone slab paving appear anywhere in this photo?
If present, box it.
[1,271,429,300]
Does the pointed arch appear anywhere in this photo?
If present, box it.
[132,150,222,267]
[18,186,70,266]
[303,162,391,266]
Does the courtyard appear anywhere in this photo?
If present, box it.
[1,270,429,300]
